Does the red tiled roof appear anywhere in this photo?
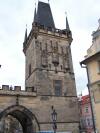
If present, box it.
[81,95,90,105]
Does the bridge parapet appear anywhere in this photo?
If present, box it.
[0,85,36,97]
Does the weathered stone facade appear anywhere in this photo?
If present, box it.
[23,1,79,132]
[24,25,76,97]
[0,87,79,133]
[0,1,79,133]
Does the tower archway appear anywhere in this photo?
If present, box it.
[0,105,40,133]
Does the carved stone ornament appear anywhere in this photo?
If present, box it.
[52,53,59,67]
[52,44,59,67]
[41,50,48,67]
[63,54,69,70]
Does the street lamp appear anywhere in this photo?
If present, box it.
[51,106,57,133]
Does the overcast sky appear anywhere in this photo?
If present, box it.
[0,0,100,95]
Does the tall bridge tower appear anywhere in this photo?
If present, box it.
[23,1,79,132]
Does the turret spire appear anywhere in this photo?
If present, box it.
[24,25,27,42]
[65,12,70,31]
[34,3,37,22]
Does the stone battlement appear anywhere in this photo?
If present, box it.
[1,85,21,91]
[0,85,36,96]
[32,22,71,35]
[23,22,72,55]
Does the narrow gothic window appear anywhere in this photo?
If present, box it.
[61,65,63,70]
[54,80,62,96]
[29,64,31,76]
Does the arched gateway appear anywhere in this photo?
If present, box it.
[0,105,40,133]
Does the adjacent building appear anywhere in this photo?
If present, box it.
[79,95,93,133]
[81,19,100,133]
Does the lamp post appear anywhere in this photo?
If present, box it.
[51,106,57,133]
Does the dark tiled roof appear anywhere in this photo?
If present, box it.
[34,1,55,28]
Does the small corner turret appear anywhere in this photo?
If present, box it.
[33,3,37,23]
[65,12,70,31]
[23,26,27,54]
[24,26,27,42]
[65,13,72,43]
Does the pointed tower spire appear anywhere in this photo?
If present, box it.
[24,25,27,42]
[35,1,55,28]
[65,12,70,31]
[34,3,37,22]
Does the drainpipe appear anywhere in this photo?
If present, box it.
[80,63,96,133]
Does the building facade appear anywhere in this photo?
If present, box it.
[81,19,100,133]
[23,1,79,133]
[79,95,93,133]
[0,1,79,133]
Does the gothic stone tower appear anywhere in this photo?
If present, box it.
[23,1,79,133]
